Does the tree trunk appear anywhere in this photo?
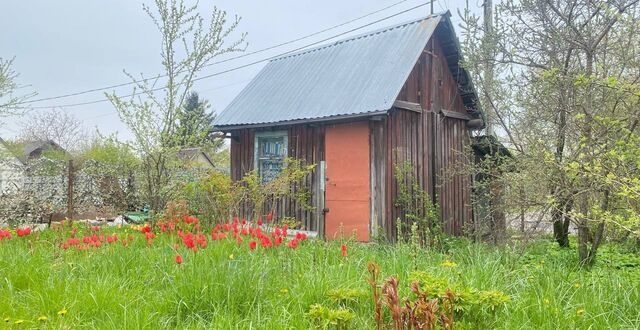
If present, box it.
[578,50,596,266]
[552,196,571,247]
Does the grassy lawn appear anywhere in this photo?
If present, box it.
[0,221,639,329]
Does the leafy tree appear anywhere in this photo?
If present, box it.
[107,0,245,214]
[461,0,640,265]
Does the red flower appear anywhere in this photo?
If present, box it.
[248,240,257,250]
[184,215,199,224]
[62,242,70,250]
[341,244,348,257]
[287,238,299,249]
[16,227,32,237]
[267,212,273,222]
[0,229,12,240]
[91,226,101,232]
[257,218,263,226]
[295,232,308,240]
[141,225,151,233]
[175,255,183,264]
[196,233,207,248]
[275,236,283,246]
[183,233,196,249]
[261,237,272,248]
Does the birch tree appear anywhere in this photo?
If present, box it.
[107,0,245,214]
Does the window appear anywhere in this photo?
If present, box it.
[255,131,288,183]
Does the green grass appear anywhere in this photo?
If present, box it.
[0,226,639,329]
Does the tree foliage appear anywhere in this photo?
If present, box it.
[460,0,640,265]
[107,0,245,214]
[19,108,92,153]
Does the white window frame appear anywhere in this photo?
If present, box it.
[254,131,288,183]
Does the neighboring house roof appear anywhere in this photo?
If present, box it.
[0,138,65,165]
[18,140,65,164]
[177,148,216,169]
[214,11,481,129]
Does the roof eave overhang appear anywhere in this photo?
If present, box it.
[214,109,391,132]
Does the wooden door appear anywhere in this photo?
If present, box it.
[324,121,370,241]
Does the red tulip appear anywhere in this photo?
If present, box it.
[261,237,272,248]
[257,218,263,226]
[287,239,299,249]
[341,244,348,257]
[16,227,32,237]
[0,229,12,240]
[267,212,273,222]
[248,240,257,250]
[141,225,151,233]
[175,255,183,264]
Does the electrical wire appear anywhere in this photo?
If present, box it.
[24,1,431,110]
[9,0,417,107]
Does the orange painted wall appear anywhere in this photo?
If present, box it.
[324,121,370,241]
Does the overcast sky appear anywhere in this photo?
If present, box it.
[0,0,481,141]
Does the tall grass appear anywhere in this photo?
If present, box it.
[0,227,638,329]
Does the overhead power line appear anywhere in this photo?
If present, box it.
[11,0,416,107]
[80,79,250,121]
[23,1,432,110]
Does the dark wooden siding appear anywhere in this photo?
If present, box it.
[371,35,473,238]
[230,125,325,232]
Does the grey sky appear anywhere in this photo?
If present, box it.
[0,0,480,141]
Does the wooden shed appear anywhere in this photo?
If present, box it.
[213,11,484,241]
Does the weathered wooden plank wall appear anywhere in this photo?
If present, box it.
[229,125,324,231]
[371,35,473,239]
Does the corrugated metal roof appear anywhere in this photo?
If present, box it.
[214,14,445,128]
